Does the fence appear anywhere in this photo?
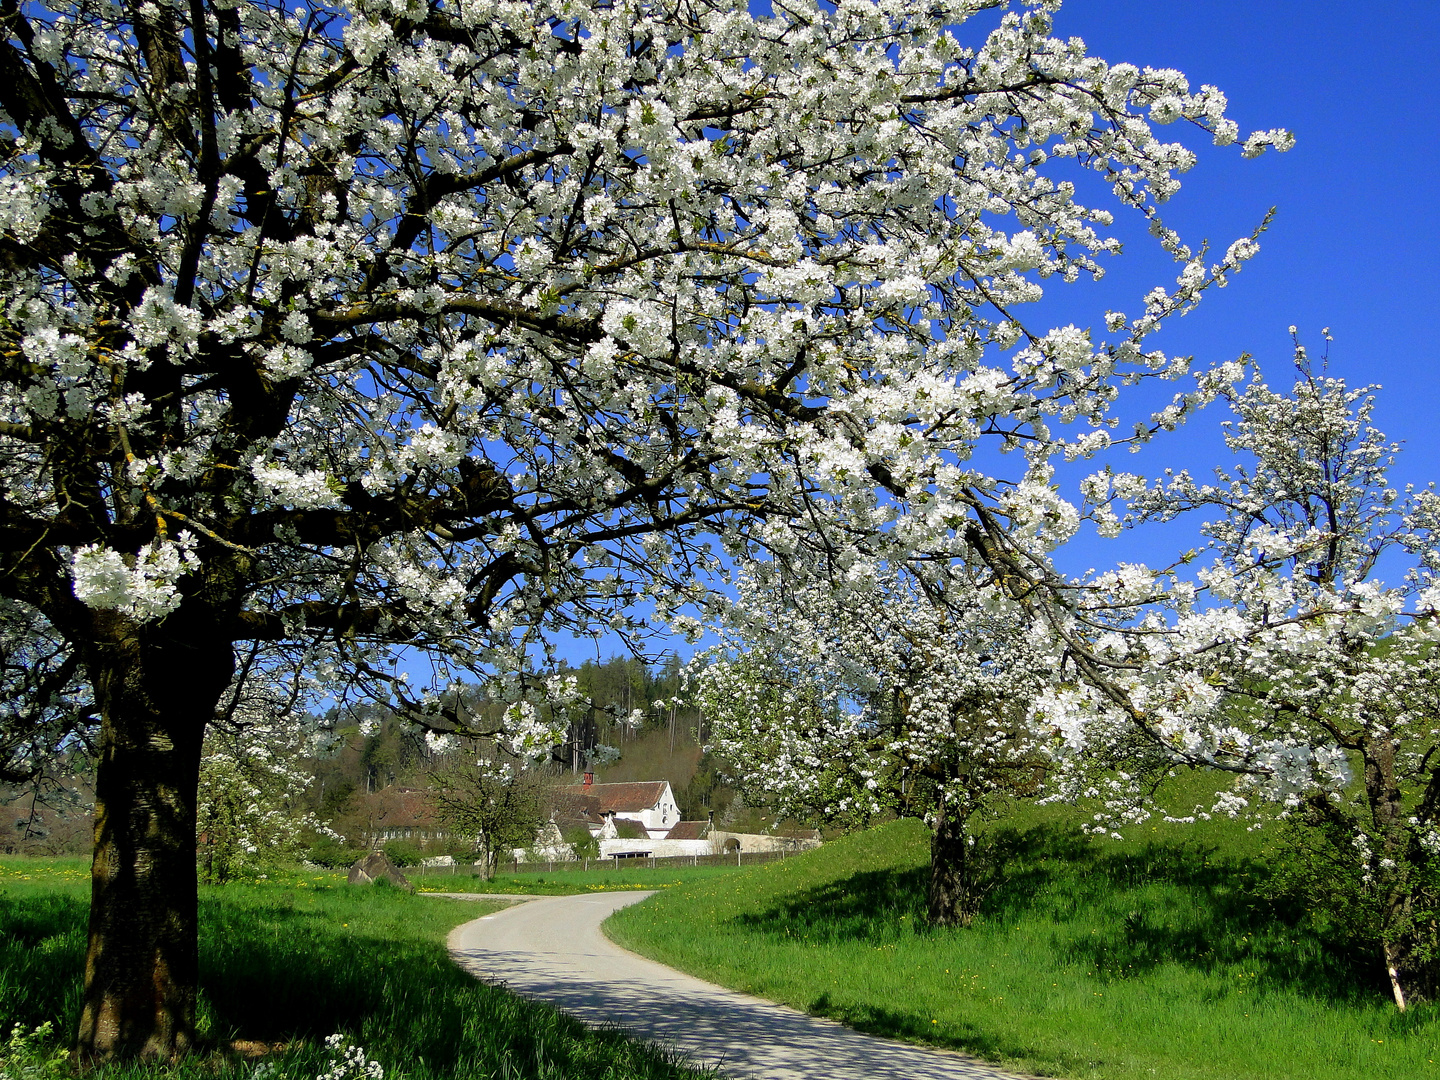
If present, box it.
[429,848,800,876]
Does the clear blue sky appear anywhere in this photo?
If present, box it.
[557,1,1440,670]
[1041,0,1440,572]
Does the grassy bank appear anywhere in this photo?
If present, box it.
[0,859,711,1080]
[606,818,1439,1080]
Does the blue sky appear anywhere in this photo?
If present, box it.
[554,0,1440,669]
[1040,0,1440,572]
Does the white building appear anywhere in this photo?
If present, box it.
[549,776,822,861]
[565,777,682,839]
[600,817,714,859]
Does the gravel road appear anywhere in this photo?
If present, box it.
[445,890,1036,1080]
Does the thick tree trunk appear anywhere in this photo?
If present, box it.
[928,800,979,928]
[76,611,234,1062]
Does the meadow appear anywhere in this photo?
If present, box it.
[0,858,711,1080]
[10,802,1437,1080]
[606,815,1440,1080]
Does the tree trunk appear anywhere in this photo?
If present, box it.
[76,611,234,1062]
[928,800,979,928]
[1361,727,1427,1008]
[1385,939,1409,1012]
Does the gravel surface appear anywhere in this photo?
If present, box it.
[446,890,1037,1080]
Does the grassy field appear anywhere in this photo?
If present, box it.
[606,815,1440,1080]
[410,863,749,895]
[0,858,712,1080]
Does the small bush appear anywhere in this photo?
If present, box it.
[306,837,365,869]
[381,840,423,868]
[434,835,477,860]
[0,1021,70,1080]
[563,827,600,860]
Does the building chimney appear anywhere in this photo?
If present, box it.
[582,771,594,789]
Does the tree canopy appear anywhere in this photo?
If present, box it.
[0,0,1287,1059]
[1028,347,1440,1007]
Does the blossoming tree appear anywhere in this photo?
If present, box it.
[426,741,548,877]
[700,565,1053,926]
[195,664,337,884]
[1030,346,1440,1007]
[0,0,1286,1058]
[195,719,336,885]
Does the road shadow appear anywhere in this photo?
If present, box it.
[807,990,1053,1068]
[453,913,1033,1080]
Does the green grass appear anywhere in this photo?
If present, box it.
[0,858,712,1080]
[411,863,749,896]
[605,817,1440,1080]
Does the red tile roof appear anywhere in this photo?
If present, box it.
[365,786,436,828]
[551,789,602,823]
[553,815,601,833]
[565,780,669,813]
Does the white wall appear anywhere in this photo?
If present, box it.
[599,836,712,859]
[609,782,681,838]
[708,831,821,854]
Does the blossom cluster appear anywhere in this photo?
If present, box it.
[0,1,1288,810]
[317,1035,383,1080]
[699,562,1056,827]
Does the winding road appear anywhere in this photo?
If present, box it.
[444,891,1036,1080]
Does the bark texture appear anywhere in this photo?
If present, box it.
[76,610,233,1062]
[927,801,981,928]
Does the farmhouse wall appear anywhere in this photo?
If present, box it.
[708,830,821,854]
[598,836,717,859]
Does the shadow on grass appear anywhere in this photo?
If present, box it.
[0,886,711,1080]
[994,827,1388,1005]
[201,893,714,1079]
[735,823,1388,1007]
[0,891,88,1033]
[731,864,929,945]
[807,992,1068,1070]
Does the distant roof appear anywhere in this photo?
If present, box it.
[547,789,599,829]
[664,821,710,841]
[552,789,601,823]
[565,780,669,814]
[553,814,601,833]
[364,786,437,828]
